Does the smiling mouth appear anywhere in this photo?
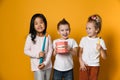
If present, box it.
[63,35,68,37]
[37,27,43,30]
[87,32,91,34]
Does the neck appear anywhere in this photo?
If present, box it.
[37,32,44,37]
[88,35,98,38]
[60,37,69,40]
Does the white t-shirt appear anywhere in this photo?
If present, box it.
[53,38,78,71]
[79,36,107,66]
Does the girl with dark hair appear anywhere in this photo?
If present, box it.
[79,14,107,80]
[24,13,53,80]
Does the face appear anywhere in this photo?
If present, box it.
[34,17,45,34]
[86,22,98,38]
[58,24,70,39]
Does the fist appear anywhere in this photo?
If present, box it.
[38,63,45,69]
[39,52,45,58]
[96,44,101,51]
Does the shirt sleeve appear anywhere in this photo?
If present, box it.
[53,40,56,49]
[100,39,107,50]
[72,39,78,48]
[43,35,53,65]
[79,37,84,48]
[24,35,39,58]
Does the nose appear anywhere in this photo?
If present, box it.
[86,29,89,32]
[38,24,42,27]
[63,30,67,34]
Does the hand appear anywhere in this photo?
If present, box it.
[96,43,102,52]
[39,52,45,58]
[67,45,72,52]
[38,63,45,69]
[80,61,87,71]
[53,48,57,55]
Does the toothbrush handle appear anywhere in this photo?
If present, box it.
[39,57,43,64]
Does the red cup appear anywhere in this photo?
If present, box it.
[56,41,68,54]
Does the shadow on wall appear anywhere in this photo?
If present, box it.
[99,27,117,80]
[73,55,80,80]
[0,75,3,80]
[0,0,3,5]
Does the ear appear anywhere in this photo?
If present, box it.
[96,28,99,33]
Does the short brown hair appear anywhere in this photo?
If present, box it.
[57,18,70,31]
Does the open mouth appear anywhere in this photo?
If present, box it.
[62,34,68,37]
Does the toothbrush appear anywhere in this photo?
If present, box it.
[98,38,100,44]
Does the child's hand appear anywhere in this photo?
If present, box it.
[38,63,45,69]
[67,45,72,52]
[96,38,102,52]
[96,43,102,52]
[39,52,45,58]
[53,48,57,56]
[80,61,87,71]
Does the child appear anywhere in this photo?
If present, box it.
[79,14,107,80]
[52,18,78,80]
[24,13,53,80]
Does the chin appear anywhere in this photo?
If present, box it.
[88,35,92,37]
[64,37,68,39]
[38,30,43,33]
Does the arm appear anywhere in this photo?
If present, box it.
[24,35,39,58]
[43,35,53,66]
[53,48,57,56]
[100,48,107,60]
[52,40,57,56]
[70,39,78,56]
[97,39,107,60]
[96,43,107,60]
[69,47,78,56]
[79,47,87,71]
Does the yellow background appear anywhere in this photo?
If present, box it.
[0,0,120,80]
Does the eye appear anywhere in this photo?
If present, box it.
[88,28,91,30]
[66,29,69,31]
[40,21,44,24]
[60,29,64,32]
[86,27,91,30]
[35,22,38,25]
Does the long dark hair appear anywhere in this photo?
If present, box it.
[29,13,47,43]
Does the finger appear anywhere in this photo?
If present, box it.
[38,65,43,69]
[80,67,86,71]
[38,65,41,69]
[80,68,86,71]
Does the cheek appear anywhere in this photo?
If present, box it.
[34,25,37,29]
[86,29,89,32]
[67,31,70,34]
[41,24,45,28]
[43,26,45,30]
[58,31,62,34]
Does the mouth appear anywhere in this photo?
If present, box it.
[62,34,68,37]
[87,32,91,34]
[62,35,69,39]
[37,27,43,30]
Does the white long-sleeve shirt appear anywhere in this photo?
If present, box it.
[24,34,53,71]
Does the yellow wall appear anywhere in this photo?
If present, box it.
[0,0,120,80]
